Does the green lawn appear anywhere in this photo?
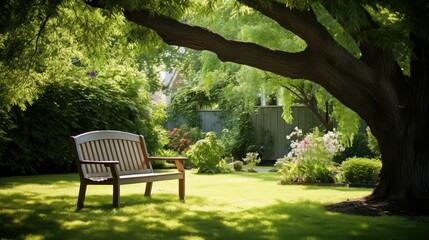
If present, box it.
[1,170,428,240]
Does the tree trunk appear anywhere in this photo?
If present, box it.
[371,32,429,203]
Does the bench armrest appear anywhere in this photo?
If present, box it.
[80,160,120,165]
[148,157,187,161]
[80,160,120,178]
[148,157,186,172]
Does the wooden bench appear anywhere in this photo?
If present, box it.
[70,130,186,208]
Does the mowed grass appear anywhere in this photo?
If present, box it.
[1,170,428,240]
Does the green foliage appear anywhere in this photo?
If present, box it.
[220,111,257,160]
[166,128,193,153]
[0,0,169,110]
[341,157,382,184]
[330,99,361,146]
[0,109,14,160]
[232,160,243,171]
[276,127,344,183]
[334,132,374,163]
[152,149,180,169]
[186,131,230,173]
[366,127,381,158]
[277,157,341,184]
[180,124,205,143]
[167,86,210,128]
[242,152,261,172]
[0,75,159,175]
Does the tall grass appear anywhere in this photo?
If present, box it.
[1,171,428,240]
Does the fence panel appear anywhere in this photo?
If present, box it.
[165,106,322,160]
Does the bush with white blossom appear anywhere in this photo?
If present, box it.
[242,152,261,172]
[275,127,345,184]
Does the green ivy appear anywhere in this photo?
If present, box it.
[167,86,210,128]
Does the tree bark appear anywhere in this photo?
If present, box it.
[371,32,429,202]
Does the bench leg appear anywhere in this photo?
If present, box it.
[77,182,87,208]
[113,183,120,208]
[145,182,153,197]
[179,179,185,200]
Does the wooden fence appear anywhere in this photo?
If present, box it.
[165,106,323,160]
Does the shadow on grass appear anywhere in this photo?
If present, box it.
[302,185,373,192]
[1,191,428,240]
[0,173,80,187]
[234,171,375,193]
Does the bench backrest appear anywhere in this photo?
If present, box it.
[71,130,153,179]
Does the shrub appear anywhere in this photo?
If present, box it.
[166,125,205,155]
[0,76,159,175]
[220,111,257,160]
[180,124,204,143]
[166,128,193,153]
[341,157,382,184]
[333,132,374,163]
[167,86,208,128]
[242,152,261,172]
[276,127,344,183]
[152,149,180,169]
[186,131,230,173]
[232,161,243,171]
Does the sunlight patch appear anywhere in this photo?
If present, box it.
[222,221,244,232]
[113,225,128,232]
[183,211,197,217]
[11,209,34,224]
[325,211,339,216]
[180,225,199,234]
[303,236,318,240]
[111,216,129,222]
[23,234,45,240]
[359,223,369,229]
[61,220,93,229]
[144,217,181,230]
[162,219,182,229]
[179,235,205,240]
[165,205,179,212]
[260,220,273,228]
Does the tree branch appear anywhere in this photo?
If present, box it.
[238,0,380,88]
[123,9,311,80]
[321,2,408,106]
[286,84,333,130]
[238,0,336,50]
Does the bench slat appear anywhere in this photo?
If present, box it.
[119,172,184,184]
